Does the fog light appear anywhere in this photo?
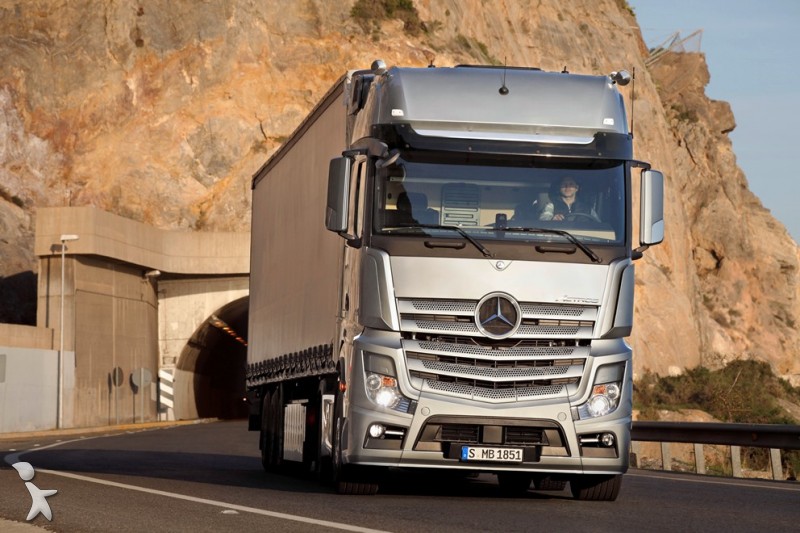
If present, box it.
[601,433,615,447]
[368,423,385,438]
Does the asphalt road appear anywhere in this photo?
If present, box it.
[1,420,799,532]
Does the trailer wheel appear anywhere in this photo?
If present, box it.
[331,391,378,495]
[259,389,272,472]
[497,472,532,496]
[261,384,284,472]
[569,474,622,501]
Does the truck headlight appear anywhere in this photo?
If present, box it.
[363,352,415,413]
[577,363,624,420]
[579,383,620,419]
[366,373,401,408]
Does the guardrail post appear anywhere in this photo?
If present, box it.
[770,448,782,480]
[661,442,672,471]
[630,421,800,479]
[630,441,640,468]
[693,443,705,475]
[730,445,742,478]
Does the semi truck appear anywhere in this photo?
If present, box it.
[246,60,664,501]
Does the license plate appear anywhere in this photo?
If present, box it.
[460,446,523,463]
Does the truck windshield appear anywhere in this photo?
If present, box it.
[373,152,626,246]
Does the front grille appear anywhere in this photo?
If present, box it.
[421,378,566,400]
[415,358,573,379]
[409,300,475,313]
[435,424,545,445]
[398,298,596,339]
[414,417,567,456]
[398,298,595,403]
[505,427,545,445]
[418,339,575,352]
[441,424,480,443]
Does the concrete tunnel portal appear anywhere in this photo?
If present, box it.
[175,296,250,420]
[33,207,253,428]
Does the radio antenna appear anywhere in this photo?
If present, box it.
[499,56,509,95]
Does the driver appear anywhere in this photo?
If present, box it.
[539,177,597,221]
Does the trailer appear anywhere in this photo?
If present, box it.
[247,60,664,500]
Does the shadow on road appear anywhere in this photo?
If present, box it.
[1,419,570,500]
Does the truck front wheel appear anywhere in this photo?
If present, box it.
[569,474,622,501]
[331,391,378,495]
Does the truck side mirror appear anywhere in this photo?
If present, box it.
[325,157,351,233]
[639,169,664,246]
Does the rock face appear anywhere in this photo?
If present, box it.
[1,0,798,382]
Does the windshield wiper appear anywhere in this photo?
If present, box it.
[499,226,602,263]
[385,223,493,258]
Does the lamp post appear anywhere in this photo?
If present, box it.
[58,234,79,429]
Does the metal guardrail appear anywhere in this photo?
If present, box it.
[630,422,800,481]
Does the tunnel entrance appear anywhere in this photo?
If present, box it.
[175,296,249,419]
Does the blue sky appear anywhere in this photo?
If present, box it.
[629,0,800,243]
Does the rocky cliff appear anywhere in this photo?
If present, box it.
[1,0,798,383]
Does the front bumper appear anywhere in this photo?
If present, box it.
[341,335,632,475]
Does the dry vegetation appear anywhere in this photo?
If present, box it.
[635,359,800,477]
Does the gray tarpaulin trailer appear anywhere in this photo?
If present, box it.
[247,61,664,500]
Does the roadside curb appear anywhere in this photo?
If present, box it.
[0,418,219,442]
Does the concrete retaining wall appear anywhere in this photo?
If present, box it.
[0,345,74,433]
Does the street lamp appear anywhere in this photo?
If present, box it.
[58,234,79,429]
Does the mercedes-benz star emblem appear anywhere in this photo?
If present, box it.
[475,293,521,339]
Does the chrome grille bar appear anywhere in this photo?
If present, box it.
[398,298,596,339]
[398,297,596,403]
[409,358,584,381]
[415,340,587,359]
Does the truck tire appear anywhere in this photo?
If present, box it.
[569,474,622,501]
[497,472,532,496]
[259,389,272,472]
[262,384,284,472]
[331,390,378,495]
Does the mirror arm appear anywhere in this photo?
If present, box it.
[345,236,362,248]
[631,244,649,260]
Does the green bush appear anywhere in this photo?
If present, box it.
[634,359,800,424]
[351,0,424,36]
[635,359,800,477]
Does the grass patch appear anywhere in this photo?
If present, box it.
[351,0,424,36]
[670,102,699,123]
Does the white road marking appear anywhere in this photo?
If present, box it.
[5,435,391,533]
[36,469,391,533]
